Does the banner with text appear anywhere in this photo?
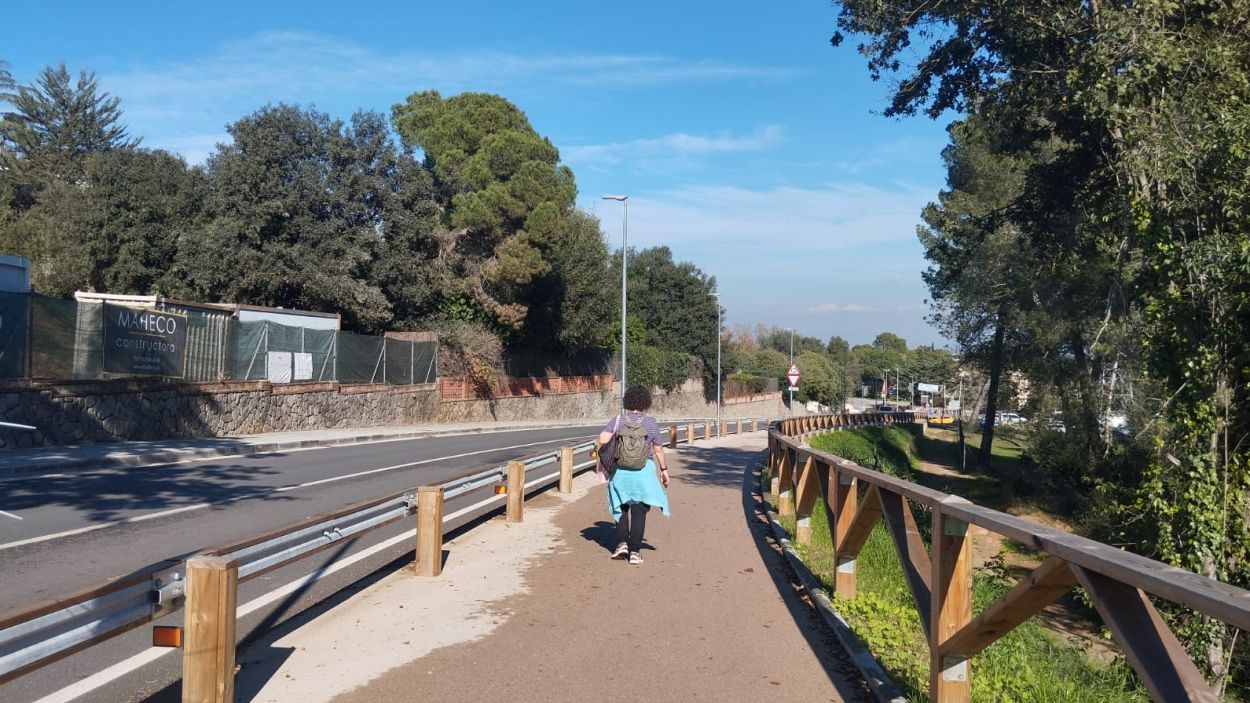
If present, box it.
[103,303,188,377]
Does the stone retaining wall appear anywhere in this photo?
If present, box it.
[0,377,781,450]
[0,381,437,449]
[435,381,783,424]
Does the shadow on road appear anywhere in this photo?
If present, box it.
[1,458,292,523]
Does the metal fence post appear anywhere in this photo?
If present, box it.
[183,556,238,703]
[506,460,525,522]
[415,487,444,577]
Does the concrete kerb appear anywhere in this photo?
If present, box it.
[0,420,606,479]
[759,482,908,703]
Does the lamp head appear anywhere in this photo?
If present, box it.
[601,194,628,201]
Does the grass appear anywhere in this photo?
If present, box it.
[768,429,1147,702]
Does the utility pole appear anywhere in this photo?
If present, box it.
[789,328,794,413]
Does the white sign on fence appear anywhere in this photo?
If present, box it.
[267,351,292,384]
[293,352,313,381]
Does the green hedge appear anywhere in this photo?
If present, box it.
[627,344,690,392]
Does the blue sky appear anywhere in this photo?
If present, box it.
[6,1,956,347]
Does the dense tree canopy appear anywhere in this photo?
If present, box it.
[169,106,402,332]
[391,91,578,332]
[833,0,1250,683]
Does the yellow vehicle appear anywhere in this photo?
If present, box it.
[926,412,957,425]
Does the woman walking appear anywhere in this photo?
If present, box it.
[597,385,670,565]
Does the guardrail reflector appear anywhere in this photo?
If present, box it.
[494,485,507,495]
[152,626,182,648]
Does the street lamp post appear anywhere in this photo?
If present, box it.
[789,328,795,414]
[602,194,628,405]
[712,293,721,437]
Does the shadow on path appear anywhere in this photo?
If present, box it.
[734,447,874,702]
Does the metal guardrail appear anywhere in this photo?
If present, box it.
[0,417,769,686]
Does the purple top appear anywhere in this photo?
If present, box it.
[602,410,663,459]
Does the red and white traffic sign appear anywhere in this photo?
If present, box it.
[786,364,800,386]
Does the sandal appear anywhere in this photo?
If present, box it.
[611,542,629,559]
[628,552,643,565]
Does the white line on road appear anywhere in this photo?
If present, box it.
[0,424,602,483]
[0,434,594,552]
[28,462,599,703]
[0,509,22,520]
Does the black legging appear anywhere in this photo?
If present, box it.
[614,502,651,553]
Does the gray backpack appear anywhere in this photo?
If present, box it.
[614,414,650,470]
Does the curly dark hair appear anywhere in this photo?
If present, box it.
[622,385,653,412]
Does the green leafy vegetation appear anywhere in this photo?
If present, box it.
[810,426,917,479]
[0,62,725,387]
[831,3,1250,687]
[782,429,1146,702]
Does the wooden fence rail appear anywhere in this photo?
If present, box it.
[770,412,1242,703]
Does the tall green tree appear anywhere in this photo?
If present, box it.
[920,115,1036,467]
[518,209,614,351]
[833,0,1250,682]
[1,63,137,195]
[1,148,204,296]
[391,91,578,332]
[0,60,15,105]
[619,245,718,358]
[170,106,400,331]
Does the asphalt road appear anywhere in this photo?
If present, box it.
[0,424,612,703]
[0,425,603,611]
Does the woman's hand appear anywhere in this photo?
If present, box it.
[659,468,670,488]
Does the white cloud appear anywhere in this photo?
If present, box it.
[803,302,927,314]
[594,180,937,252]
[563,125,784,169]
[98,31,797,163]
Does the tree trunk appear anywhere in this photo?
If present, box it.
[965,379,991,472]
[977,314,1008,469]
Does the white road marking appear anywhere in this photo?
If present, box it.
[28,463,598,703]
[0,509,22,520]
[0,433,594,552]
[0,503,210,551]
[0,424,601,483]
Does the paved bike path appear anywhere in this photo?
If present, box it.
[232,432,870,703]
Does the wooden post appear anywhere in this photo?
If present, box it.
[752,418,758,432]
[832,469,858,598]
[506,460,525,523]
[778,448,796,518]
[771,444,787,505]
[668,424,677,448]
[719,419,726,436]
[794,456,817,545]
[415,487,444,577]
[183,556,238,703]
[704,422,711,440]
[559,446,574,493]
[931,508,973,702]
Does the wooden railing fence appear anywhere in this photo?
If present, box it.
[770,412,1247,703]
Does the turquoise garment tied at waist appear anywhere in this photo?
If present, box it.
[606,459,670,521]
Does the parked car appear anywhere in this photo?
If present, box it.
[1046,411,1066,433]
[974,411,1028,427]
[999,412,1027,425]
[876,404,897,413]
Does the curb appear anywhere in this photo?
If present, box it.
[0,420,603,478]
[758,487,909,702]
